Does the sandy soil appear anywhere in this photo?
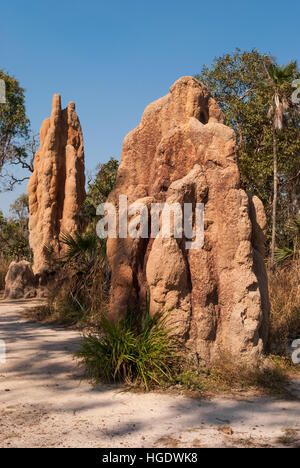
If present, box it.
[0,299,299,448]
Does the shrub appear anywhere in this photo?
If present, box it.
[75,310,178,389]
[45,256,108,326]
[31,231,110,326]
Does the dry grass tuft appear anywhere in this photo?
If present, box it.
[268,261,300,353]
[174,351,290,397]
[26,254,110,327]
[276,427,299,446]
[154,436,180,448]
[0,257,10,291]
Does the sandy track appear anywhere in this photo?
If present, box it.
[0,299,299,448]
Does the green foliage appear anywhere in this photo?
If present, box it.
[196,49,300,244]
[75,309,178,389]
[0,199,31,289]
[0,194,31,261]
[59,230,104,266]
[0,69,30,175]
[267,61,298,87]
[82,157,119,224]
[54,231,108,317]
[9,193,29,223]
[0,219,30,258]
[275,246,294,264]
[265,61,299,265]
[275,216,300,264]
[91,157,119,203]
[33,230,109,326]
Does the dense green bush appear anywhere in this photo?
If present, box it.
[75,309,178,389]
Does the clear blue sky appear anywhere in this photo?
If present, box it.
[0,0,299,214]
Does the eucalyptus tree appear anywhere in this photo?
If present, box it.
[0,69,33,190]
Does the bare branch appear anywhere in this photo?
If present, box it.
[0,133,38,190]
[237,87,255,101]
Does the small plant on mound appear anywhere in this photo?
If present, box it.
[75,308,178,389]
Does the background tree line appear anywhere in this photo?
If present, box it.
[196,49,300,266]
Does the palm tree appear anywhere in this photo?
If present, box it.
[266,61,299,268]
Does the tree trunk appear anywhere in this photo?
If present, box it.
[271,127,278,269]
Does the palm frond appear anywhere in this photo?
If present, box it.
[274,247,293,264]
[288,216,300,234]
[267,61,298,87]
[60,231,99,263]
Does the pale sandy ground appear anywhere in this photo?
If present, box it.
[0,299,300,448]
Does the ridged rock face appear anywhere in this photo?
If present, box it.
[28,95,85,274]
[107,76,270,362]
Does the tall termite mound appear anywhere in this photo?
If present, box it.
[28,94,86,275]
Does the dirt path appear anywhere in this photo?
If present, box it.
[0,299,299,448]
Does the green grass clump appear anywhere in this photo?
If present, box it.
[75,310,178,389]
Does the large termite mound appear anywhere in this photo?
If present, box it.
[107,76,269,362]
